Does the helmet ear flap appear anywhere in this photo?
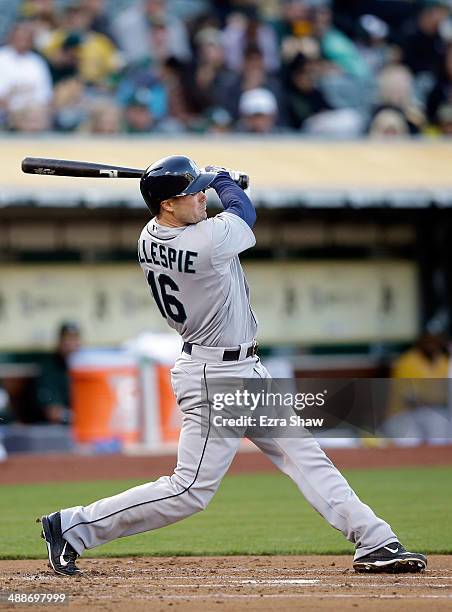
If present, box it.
[140,179,161,216]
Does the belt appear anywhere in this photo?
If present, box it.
[182,340,258,362]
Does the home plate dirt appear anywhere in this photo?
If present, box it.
[1,556,451,611]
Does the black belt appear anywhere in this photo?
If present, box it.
[182,341,258,361]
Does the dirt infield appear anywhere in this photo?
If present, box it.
[1,556,451,611]
[2,445,452,485]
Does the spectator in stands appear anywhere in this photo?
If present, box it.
[400,0,449,76]
[35,322,81,425]
[310,5,373,115]
[237,87,280,133]
[436,102,452,134]
[311,4,370,80]
[222,5,280,73]
[1,0,449,135]
[79,0,117,43]
[273,0,313,46]
[44,32,82,84]
[21,0,59,51]
[301,106,365,137]
[284,52,331,129]
[369,63,425,134]
[111,0,191,65]
[239,44,284,106]
[215,42,286,122]
[43,4,123,86]
[273,2,315,70]
[8,104,51,132]
[427,44,452,126]
[189,27,240,118]
[122,90,156,132]
[116,61,167,128]
[157,57,199,131]
[355,14,392,76]
[82,97,123,133]
[368,108,410,137]
[204,106,234,133]
[52,77,89,131]
[384,332,450,445]
[0,20,53,130]
[145,16,183,65]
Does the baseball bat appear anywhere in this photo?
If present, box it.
[21,157,144,178]
[21,157,250,189]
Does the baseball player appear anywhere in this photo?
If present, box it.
[40,155,427,576]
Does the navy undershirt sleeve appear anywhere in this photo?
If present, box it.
[211,172,256,228]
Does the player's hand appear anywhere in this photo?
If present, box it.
[204,166,249,191]
[203,165,227,174]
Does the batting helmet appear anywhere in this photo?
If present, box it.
[140,155,217,216]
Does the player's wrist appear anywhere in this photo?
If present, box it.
[204,166,229,183]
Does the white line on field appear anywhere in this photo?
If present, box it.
[141,593,452,600]
[166,582,450,589]
[235,579,319,584]
[18,575,452,590]
[107,569,452,580]
[86,593,452,601]
[167,579,319,587]
[79,580,450,590]
[54,582,451,590]
[143,567,452,576]
[153,577,451,584]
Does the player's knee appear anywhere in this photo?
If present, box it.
[171,470,197,492]
[170,471,218,512]
[188,490,213,512]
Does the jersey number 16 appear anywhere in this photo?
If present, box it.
[147,271,187,324]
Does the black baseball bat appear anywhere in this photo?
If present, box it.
[21,157,250,189]
[21,157,144,178]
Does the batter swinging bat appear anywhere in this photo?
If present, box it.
[21,157,144,178]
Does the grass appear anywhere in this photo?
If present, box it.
[1,466,451,559]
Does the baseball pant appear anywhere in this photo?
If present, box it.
[60,352,397,559]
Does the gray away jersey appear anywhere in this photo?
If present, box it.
[138,212,258,346]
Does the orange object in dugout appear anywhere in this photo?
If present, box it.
[70,351,181,448]
[70,352,140,445]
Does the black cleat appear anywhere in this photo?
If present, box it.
[353,541,427,573]
[40,512,82,576]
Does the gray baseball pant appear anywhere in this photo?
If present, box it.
[60,352,397,560]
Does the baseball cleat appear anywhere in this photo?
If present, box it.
[40,512,82,576]
[353,541,427,573]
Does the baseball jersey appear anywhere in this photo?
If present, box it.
[138,212,258,346]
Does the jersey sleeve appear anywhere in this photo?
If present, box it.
[211,171,256,228]
[211,211,256,267]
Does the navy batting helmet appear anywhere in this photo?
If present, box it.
[140,155,217,216]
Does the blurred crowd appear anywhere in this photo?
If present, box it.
[1,0,452,136]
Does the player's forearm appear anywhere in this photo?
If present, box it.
[212,172,256,228]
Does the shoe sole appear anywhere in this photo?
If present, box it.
[40,515,81,577]
[353,557,427,574]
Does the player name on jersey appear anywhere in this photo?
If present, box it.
[139,240,198,274]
